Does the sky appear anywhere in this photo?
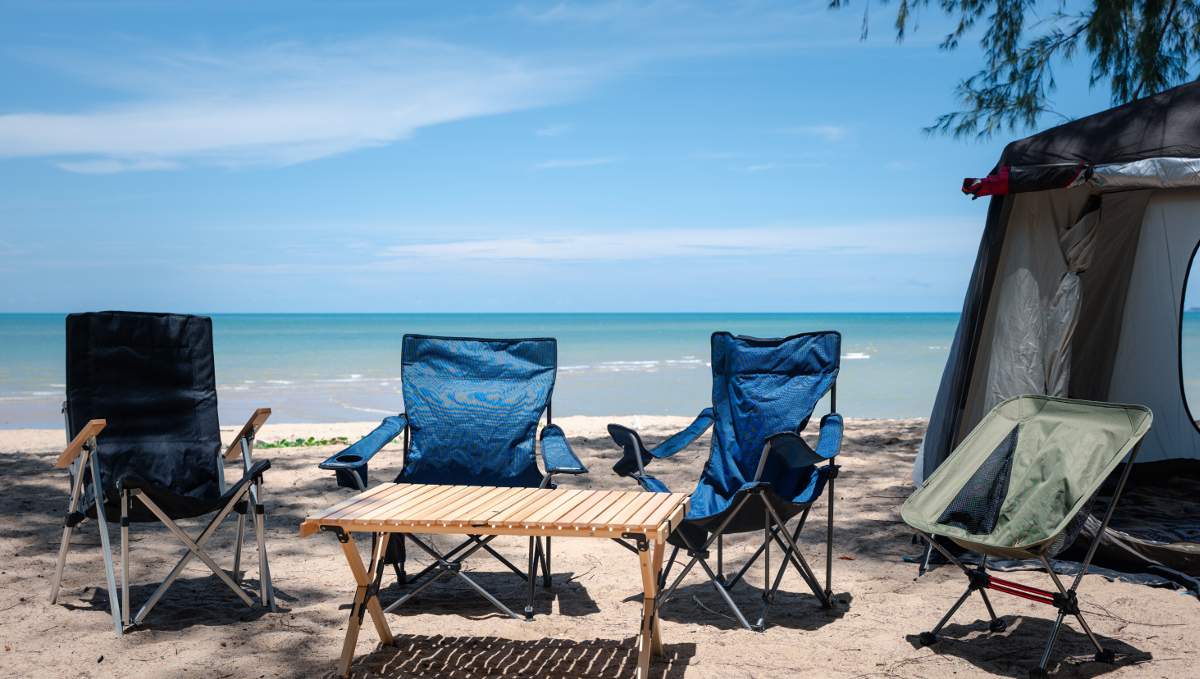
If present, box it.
[0,0,1121,313]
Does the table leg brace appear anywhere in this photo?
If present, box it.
[338,533,394,677]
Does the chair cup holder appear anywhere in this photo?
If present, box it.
[335,464,368,489]
[337,454,363,463]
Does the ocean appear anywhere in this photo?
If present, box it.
[2,313,957,429]
[9,311,1197,430]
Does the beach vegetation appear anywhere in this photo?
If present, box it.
[835,0,1200,138]
[257,436,352,448]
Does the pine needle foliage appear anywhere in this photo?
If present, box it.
[831,0,1200,138]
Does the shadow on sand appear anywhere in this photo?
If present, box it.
[327,634,697,679]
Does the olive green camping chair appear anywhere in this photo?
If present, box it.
[902,395,1152,678]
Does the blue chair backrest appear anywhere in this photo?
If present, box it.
[704,331,840,498]
[66,311,223,501]
[399,335,556,488]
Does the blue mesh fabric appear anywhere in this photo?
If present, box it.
[687,332,841,521]
[398,335,555,488]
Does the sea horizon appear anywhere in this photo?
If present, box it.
[3,312,963,430]
[7,310,1200,431]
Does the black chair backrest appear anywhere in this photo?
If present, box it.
[66,311,223,501]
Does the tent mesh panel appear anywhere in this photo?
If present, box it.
[937,426,1018,535]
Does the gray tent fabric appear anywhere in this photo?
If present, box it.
[918,80,1200,576]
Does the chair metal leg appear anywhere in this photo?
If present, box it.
[764,500,832,608]
[90,451,122,636]
[917,585,974,648]
[121,490,130,627]
[826,470,835,599]
[251,480,275,611]
[659,546,679,590]
[233,511,246,584]
[543,536,552,588]
[50,451,89,605]
[132,483,254,624]
[526,536,536,619]
[1033,609,1067,675]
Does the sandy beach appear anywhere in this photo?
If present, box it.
[1,416,1197,678]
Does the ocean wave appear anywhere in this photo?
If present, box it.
[843,353,871,360]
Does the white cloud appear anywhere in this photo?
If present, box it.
[381,220,978,262]
[536,122,571,136]
[776,125,849,141]
[534,157,622,169]
[0,38,595,171]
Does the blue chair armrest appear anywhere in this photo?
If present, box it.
[609,408,714,478]
[539,424,588,475]
[813,413,843,460]
[318,414,406,470]
[756,413,843,480]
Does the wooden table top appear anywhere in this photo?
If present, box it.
[301,483,689,542]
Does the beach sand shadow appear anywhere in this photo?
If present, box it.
[329,634,696,679]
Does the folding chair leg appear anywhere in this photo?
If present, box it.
[88,450,123,636]
[920,585,975,645]
[1032,609,1068,677]
[659,546,679,590]
[132,484,254,624]
[251,480,276,611]
[233,511,246,584]
[121,490,130,627]
[542,536,552,588]
[526,536,536,619]
[825,470,835,599]
[764,500,832,608]
[49,453,89,606]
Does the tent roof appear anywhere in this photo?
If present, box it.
[1000,80,1200,167]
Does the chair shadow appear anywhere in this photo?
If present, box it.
[66,574,287,631]
[638,581,852,631]
[903,616,1150,678]
[371,570,601,619]
[327,634,697,679]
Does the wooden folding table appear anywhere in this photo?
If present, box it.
[301,483,690,678]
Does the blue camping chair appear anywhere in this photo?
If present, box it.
[608,331,843,630]
[317,335,588,620]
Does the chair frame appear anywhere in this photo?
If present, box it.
[49,406,277,636]
[616,384,840,632]
[913,440,1143,677]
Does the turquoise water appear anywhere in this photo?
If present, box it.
[5,313,954,428]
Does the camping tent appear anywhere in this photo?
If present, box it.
[917,80,1200,576]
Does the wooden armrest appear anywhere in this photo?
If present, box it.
[55,419,106,468]
[224,408,272,460]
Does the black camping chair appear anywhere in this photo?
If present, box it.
[608,331,843,631]
[49,311,276,635]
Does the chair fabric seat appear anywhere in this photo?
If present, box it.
[86,460,272,523]
[903,396,1152,559]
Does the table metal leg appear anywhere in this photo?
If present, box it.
[337,533,394,677]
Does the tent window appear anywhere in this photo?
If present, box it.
[1183,246,1200,430]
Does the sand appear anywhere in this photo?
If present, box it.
[0,416,1197,678]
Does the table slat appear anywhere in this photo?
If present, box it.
[569,491,626,528]
[520,489,584,527]
[325,483,416,523]
[590,491,645,527]
[549,490,605,527]
[411,486,491,524]
[432,487,512,525]
[307,483,400,522]
[639,493,690,530]
[460,488,539,526]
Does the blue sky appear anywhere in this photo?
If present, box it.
[0,1,1117,313]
